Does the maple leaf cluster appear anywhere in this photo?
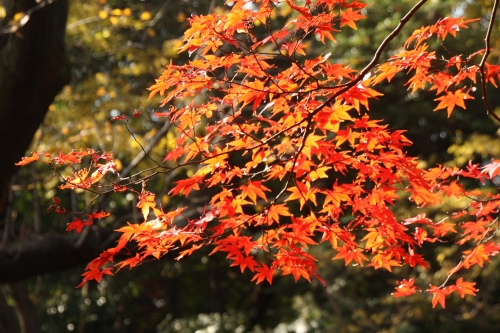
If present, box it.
[393,278,478,309]
[17,0,500,307]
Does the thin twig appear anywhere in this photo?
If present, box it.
[66,16,100,30]
[121,120,172,178]
[141,0,172,42]
[478,0,500,123]
[437,217,498,289]
[31,124,46,237]
[309,0,429,119]
[0,0,59,34]
[122,122,166,170]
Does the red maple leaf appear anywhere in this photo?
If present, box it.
[87,210,111,219]
[251,264,275,284]
[67,217,93,233]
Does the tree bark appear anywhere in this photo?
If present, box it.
[0,226,117,284]
[0,0,71,218]
[0,285,20,333]
[0,2,71,326]
[7,281,41,333]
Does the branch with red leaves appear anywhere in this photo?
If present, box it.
[16,0,500,308]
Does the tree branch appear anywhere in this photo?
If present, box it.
[312,0,429,117]
[0,227,116,283]
[479,0,500,123]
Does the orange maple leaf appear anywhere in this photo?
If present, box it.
[266,204,291,225]
[136,191,158,220]
[393,278,419,298]
[433,89,473,117]
[454,278,478,298]
[87,210,111,219]
[333,243,368,266]
[339,8,366,30]
[15,151,40,166]
[240,180,271,204]
[285,181,317,209]
[428,285,453,309]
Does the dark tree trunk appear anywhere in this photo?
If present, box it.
[0,1,70,332]
[0,0,71,218]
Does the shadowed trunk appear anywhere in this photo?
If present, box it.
[0,1,70,332]
[7,281,41,333]
[0,0,71,218]
[0,285,20,333]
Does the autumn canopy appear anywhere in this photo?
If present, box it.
[17,0,500,309]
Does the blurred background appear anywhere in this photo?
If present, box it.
[1,0,500,332]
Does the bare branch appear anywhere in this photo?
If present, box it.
[0,0,59,35]
[66,15,99,30]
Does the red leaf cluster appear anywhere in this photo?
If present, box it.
[16,0,500,307]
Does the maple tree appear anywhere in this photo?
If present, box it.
[16,0,500,310]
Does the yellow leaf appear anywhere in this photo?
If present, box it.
[305,134,324,149]
[140,11,152,21]
[13,12,24,22]
[109,16,119,25]
[0,6,7,19]
[96,87,106,96]
[114,159,122,171]
[177,12,186,22]
[309,166,331,181]
[122,8,132,17]
[98,10,108,19]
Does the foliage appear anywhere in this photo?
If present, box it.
[16,0,500,315]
